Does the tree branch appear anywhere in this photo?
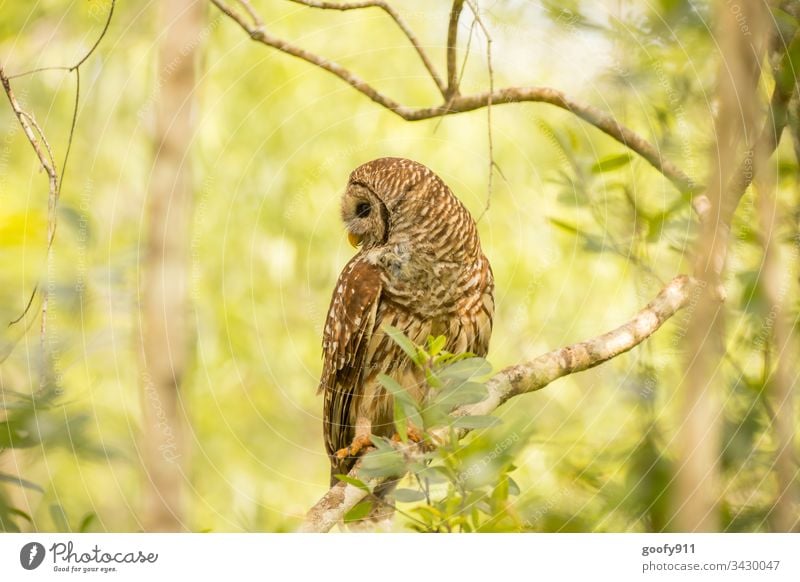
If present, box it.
[0,67,59,342]
[0,70,58,221]
[286,0,447,96]
[299,274,699,532]
[209,0,698,200]
[446,0,465,98]
[1,0,115,338]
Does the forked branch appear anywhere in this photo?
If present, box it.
[210,0,698,199]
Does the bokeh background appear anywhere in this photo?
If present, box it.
[0,0,797,532]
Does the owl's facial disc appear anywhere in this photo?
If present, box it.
[341,183,387,250]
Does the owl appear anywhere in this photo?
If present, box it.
[320,157,494,486]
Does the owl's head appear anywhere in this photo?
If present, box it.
[341,157,444,250]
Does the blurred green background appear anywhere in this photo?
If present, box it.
[0,0,797,532]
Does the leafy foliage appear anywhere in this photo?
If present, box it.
[0,382,101,532]
[348,329,528,532]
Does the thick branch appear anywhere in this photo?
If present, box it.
[210,0,698,198]
[300,274,699,532]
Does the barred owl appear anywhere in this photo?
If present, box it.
[320,157,494,485]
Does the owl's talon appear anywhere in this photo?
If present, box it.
[407,425,424,443]
[390,426,425,444]
[335,433,373,459]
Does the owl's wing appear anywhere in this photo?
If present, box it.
[320,256,382,463]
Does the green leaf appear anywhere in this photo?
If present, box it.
[0,472,44,493]
[359,449,406,479]
[0,516,20,532]
[380,374,423,429]
[49,503,70,532]
[8,507,34,524]
[334,475,371,493]
[394,488,426,503]
[452,415,501,429]
[370,435,396,453]
[424,367,442,389]
[417,466,452,485]
[382,325,419,361]
[420,401,450,429]
[435,381,489,410]
[776,34,800,95]
[378,374,412,404]
[78,512,96,533]
[427,335,447,356]
[394,402,408,443]
[402,402,423,431]
[438,357,492,381]
[549,217,582,235]
[590,153,632,173]
[344,500,373,523]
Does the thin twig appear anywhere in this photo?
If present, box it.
[8,284,39,327]
[7,0,115,78]
[0,71,59,226]
[1,68,58,356]
[1,0,115,341]
[70,0,116,71]
[59,67,80,195]
[464,0,494,220]
[287,0,447,96]
[446,0,465,98]
[236,0,263,26]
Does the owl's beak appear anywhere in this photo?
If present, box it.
[348,232,363,248]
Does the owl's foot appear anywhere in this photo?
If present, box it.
[334,433,373,460]
[391,424,424,444]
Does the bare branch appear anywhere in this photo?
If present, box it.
[0,67,59,350]
[446,0,465,98]
[299,274,699,532]
[2,0,115,337]
[464,0,495,219]
[0,69,59,245]
[236,0,263,26]
[6,0,116,79]
[210,0,698,200]
[286,0,446,95]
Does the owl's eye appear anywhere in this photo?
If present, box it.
[355,202,371,218]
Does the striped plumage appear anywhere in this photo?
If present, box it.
[320,158,494,486]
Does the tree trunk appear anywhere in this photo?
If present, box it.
[756,95,800,535]
[671,0,768,532]
[139,0,204,532]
